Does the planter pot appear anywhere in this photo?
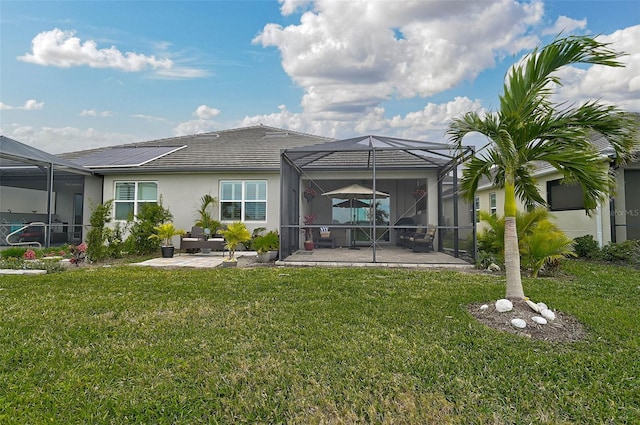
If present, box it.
[161,246,175,258]
[304,241,314,251]
[270,250,278,261]
[257,252,272,263]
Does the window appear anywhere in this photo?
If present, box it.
[489,192,497,216]
[220,180,267,222]
[114,181,157,220]
[547,179,585,211]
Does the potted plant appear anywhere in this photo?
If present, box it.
[195,194,220,234]
[253,230,279,263]
[302,213,317,251]
[218,221,251,266]
[303,186,318,202]
[194,194,221,253]
[149,222,185,258]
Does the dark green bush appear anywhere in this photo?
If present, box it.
[86,200,113,262]
[573,234,600,258]
[598,240,640,264]
[125,202,172,255]
[0,247,29,259]
[475,250,500,270]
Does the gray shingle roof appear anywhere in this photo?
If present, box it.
[61,125,333,173]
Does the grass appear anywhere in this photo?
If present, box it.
[0,261,638,424]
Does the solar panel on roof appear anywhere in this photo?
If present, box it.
[75,146,185,167]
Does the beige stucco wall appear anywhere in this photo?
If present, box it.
[101,171,281,246]
[475,170,612,246]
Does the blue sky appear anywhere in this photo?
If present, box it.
[1,0,638,153]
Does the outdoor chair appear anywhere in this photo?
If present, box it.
[411,227,436,253]
[393,217,415,246]
[180,226,225,253]
[400,225,427,248]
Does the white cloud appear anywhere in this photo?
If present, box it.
[18,28,207,79]
[1,124,139,154]
[194,105,221,119]
[279,0,313,16]
[0,99,45,110]
[542,15,587,36]
[552,25,640,112]
[238,97,485,143]
[254,0,544,117]
[80,109,113,117]
[130,114,169,123]
[174,119,219,136]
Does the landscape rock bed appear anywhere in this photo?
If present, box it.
[467,299,587,343]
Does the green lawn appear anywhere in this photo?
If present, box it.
[1,261,638,424]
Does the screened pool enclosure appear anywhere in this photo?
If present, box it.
[279,135,476,264]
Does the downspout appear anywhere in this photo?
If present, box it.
[595,204,603,248]
[46,162,54,247]
[452,161,459,257]
[371,137,377,263]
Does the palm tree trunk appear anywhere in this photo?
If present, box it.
[504,179,525,299]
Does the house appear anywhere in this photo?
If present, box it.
[474,130,640,246]
[2,125,475,263]
[61,125,333,242]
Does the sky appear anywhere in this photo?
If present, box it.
[1,0,639,154]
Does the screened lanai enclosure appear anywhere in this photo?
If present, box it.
[0,136,94,248]
[280,135,476,264]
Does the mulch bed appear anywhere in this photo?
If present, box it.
[467,299,587,343]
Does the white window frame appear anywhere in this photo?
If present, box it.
[113,181,158,221]
[219,180,267,222]
[489,192,497,216]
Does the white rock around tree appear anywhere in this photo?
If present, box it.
[540,309,556,321]
[495,299,513,312]
[525,299,540,313]
[531,316,548,325]
[511,318,527,329]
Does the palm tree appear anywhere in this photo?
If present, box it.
[448,35,637,299]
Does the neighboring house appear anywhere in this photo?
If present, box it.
[474,130,640,246]
[0,136,101,246]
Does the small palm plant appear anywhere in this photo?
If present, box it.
[477,208,576,277]
[521,221,576,277]
[149,222,185,247]
[218,222,251,262]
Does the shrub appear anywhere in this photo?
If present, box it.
[476,208,575,276]
[126,202,173,255]
[1,247,28,259]
[598,240,640,265]
[573,234,600,258]
[475,250,500,270]
[86,200,114,262]
[521,221,576,277]
[23,249,37,260]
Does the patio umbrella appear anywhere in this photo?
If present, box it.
[323,184,389,248]
[333,199,370,209]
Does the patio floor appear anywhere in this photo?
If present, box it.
[128,245,473,270]
[280,245,473,269]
